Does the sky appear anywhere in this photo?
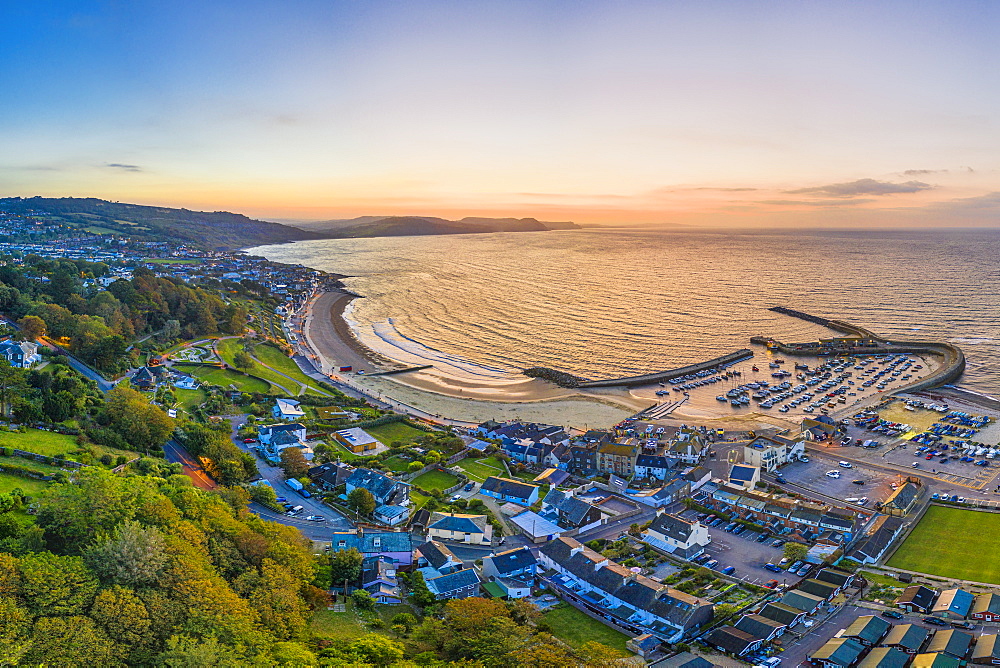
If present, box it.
[2,0,999,227]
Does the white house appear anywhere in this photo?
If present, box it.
[258,423,311,461]
[743,435,806,473]
[728,464,761,491]
[273,398,306,421]
[643,510,711,559]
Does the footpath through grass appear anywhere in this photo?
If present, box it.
[250,343,330,396]
[455,456,505,482]
[887,505,1000,584]
[540,603,630,652]
[184,364,273,394]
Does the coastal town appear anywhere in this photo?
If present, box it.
[1,202,1000,667]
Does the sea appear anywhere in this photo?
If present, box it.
[250,227,1000,397]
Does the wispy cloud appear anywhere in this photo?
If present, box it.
[786,178,933,197]
[105,162,143,172]
[760,198,876,207]
[902,169,943,176]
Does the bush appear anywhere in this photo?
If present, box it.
[99,454,113,466]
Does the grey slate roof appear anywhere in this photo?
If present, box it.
[481,476,538,502]
[331,530,412,554]
[844,615,891,644]
[706,626,757,655]
[896,585,938,611]
[882,624,929,652]
[780,589,825,612]
[426,568,480,596]
[734,614,785,639]
[758,602,804,625]
[428,512,488,534]
[649,652,716,668]
[345,468,409,505]
[926,629,974,658]
[973,634,1000,662]
[815,568,853,588]
[810,637,866,666]
[484,547,537,576]
[973,593,1000,616]
[858,647,910,668]
[798,578,840,600]
[416,540,460,571]
[648,512,699,543]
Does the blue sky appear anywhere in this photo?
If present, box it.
[2,1,999,226]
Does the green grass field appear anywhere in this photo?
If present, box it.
[250,343,330,396]
[455,456,505,482]
[540,603,630,652]
[175,388,207,412]
[310,601,367,641]
[412,469,460,492]
[887,505,1000,583]
[0,429,79,457]
[0,473,49,497]
[364,421,426,446]
[381,455,412,473]
[187,365,272,394]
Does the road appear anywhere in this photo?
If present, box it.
[227,415,352,534]
[162,440,218,490]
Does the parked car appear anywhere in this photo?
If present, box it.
[764,563,783,573]
[243,438,256,443]
[796,565,811,576]
[826,471,841,478]
[852,479,865,485]
[882,610,904,619]
[756,533,771,543]
[275,496,287,502]
[705,559,719,569]
[923,617,949,626]
[789,560,803,571]
[775,475,787,483]
[952,621,976,630]
[464,483,475,492]
[771,539,785,548]
[721,566,736,575]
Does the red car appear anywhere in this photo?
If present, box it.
[243,438,256,443]
[764,579,779,589]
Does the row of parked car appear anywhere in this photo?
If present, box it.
[697,513,782,543]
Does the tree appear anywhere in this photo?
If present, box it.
[347,487,376,516]
[389,612,417,633]
[271,641,318,665]
[409,570,437,608]
[89,585,152,658]
[22,616,121,667]
[576,641,627,667]
[84,521,168,586]
[248,483,279,507]
[349,634,405,667]
[103,385,174,453]
[0,596,30,666]
[233,350,254,371]
[17,551,99,616]
[351,588,375,610]
[329,547,363,588]
[279,447,310,478]
[714,603,740,620]
[783,541,809,563]
[16,315,46,340]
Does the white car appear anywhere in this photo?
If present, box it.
[826,471,841,478]
[838,461,853,468]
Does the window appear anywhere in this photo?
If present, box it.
[338,540,346,548]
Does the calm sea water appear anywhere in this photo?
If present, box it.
[251,228,1000,396]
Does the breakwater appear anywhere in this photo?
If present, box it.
[576,349,754,389]
[758,307,965,393]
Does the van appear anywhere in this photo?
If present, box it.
[838,461,853,468]
[286,505,304,516]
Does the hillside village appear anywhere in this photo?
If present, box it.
[1,203,1000,666]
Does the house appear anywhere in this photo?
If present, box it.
[912,653,963,668]
[649,652,716,668]
[666,432,709,464]
[798,578,841,602]
[743,435,806,473]
[532,468,569,487]
[848,515,904,564]
[539,536,714,641]
[734,614,786,642]
[882,483,920,516]
[627,633,663,659]
[843,615,891,647]
[971,594,1000,622]
[334,427,384,455]
[728,464,760,491]
[643,511,711,559]
[881,623,930,655]
[344,468,411,507]
[173,372,199,390]
[809,637,867,668]
[273,398,305,421]
[596,441,639,477]
[972,634,1000,665]
[635,454,675,480]
[362,556,402,604]
[480,476,539,506]
[815,568,856,591]
[568,443,598,475]
[758,602,807,628]
[0,340,40,369]
[541,489,603,530]
[932,588,974,619]
[130,366,159,390]
[926,629,974,659]
[415,540,463,574]
[858,647,910,668]
[781,589,825,614]
[482,546,537,581]
[485,576,533,600]
[705,627,762,657]
[373,504,409,526]
[330,530,414,567]
[307,462,353,491]
[258,423,307,447]
[426,512,493,545]
[682,466,713,490]
[627,478,691,508]
[896,585,939,614]
[424,568,481,600]
[802,417,844,442]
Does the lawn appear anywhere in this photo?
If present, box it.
[0,473,49,497]
[540,603,630,652]
[382,455,412,473]
[0,428,79,457]
[412,469,460,492]
[310,601,367,641]
[250,343,330,396]
[175,388,206,412]
[887,505,1000,583]
[365,421,427,446]
[187,365,272,394]
[455,455,505,482]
